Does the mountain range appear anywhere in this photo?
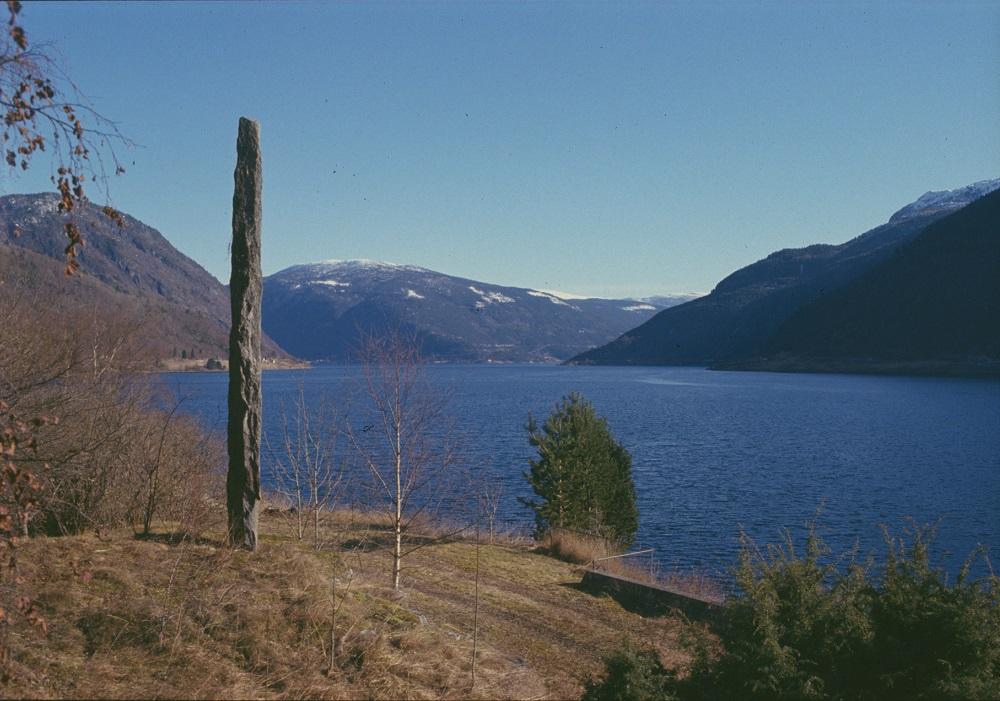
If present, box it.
[261,261,689,362]
[571,179,1000,371]
[0,193,693,365]
[3,176,996,375]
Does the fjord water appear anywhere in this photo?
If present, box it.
[161,365,1000,579]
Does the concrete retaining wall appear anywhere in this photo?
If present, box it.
[580,569,723,623]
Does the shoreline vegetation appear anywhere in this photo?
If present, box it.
[155,357,312,373]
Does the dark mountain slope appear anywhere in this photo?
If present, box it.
[0,193,288,362]
[571,179,999,366]
[262,261,674,362]
[754,188,1000,371]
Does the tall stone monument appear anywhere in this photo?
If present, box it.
[227,117,262,549]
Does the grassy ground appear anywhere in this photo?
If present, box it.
[5,512,693,699]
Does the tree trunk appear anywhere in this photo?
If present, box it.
[393,461,402,589]
[227,117,263,550]
[296,485,304,540]
[313,497,320,546]
[471,518,481,689]
[392,392,403,589]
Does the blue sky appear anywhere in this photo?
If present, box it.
[6,1,999,298]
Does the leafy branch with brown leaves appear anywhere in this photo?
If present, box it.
[1,0,129,274]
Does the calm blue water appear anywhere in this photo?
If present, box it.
[158,365,1000,580]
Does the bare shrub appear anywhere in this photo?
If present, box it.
[0,287,221,538]
[0,398,51,681]
[0,5,135,678]
[486,522,533,547]
[122,406,225,539]
[477,478,503,545]
[267,384,344,546]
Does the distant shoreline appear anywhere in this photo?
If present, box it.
[154,357,311,373]
[711,356,1000,380]
[161,357,1000,379]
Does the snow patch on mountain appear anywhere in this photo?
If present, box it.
[637,293,702,304]
[469,285,514,304]
[312,258,430,273]
[3,193,63,226]
[623,303,656,312]
[536,288,592,300]
[405,289,424,299]
[528,290,568,305]
[528,290,581,310]
[311,279,350,288]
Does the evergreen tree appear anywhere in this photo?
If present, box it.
[520,393,638,545]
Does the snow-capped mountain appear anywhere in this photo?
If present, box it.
[262,261,677,362]
[760,187,1000,372]
[888,178,1000,223]
[636,293,703,308]
[573,177,999,367]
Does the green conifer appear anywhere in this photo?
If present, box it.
[521,393,638,546]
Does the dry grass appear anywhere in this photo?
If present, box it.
[657,570,726,603]
[5,511,695,699]
[542,528,725,603]
[540,528,617,564]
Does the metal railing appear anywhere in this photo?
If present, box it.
[591,548,658,583]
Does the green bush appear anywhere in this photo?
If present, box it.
[581,643,677,701]
[680,526,873,700]
[866,527,1000,700]
[587,523,1000,700]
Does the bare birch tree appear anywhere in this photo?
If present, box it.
[347,331,457,589]
[478,479,504,546]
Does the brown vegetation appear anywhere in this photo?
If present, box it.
[4,509,692,699]
[0,243,239,367]
[0,287,222,538]
[543,527,724,603]
[0,281,224,679]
